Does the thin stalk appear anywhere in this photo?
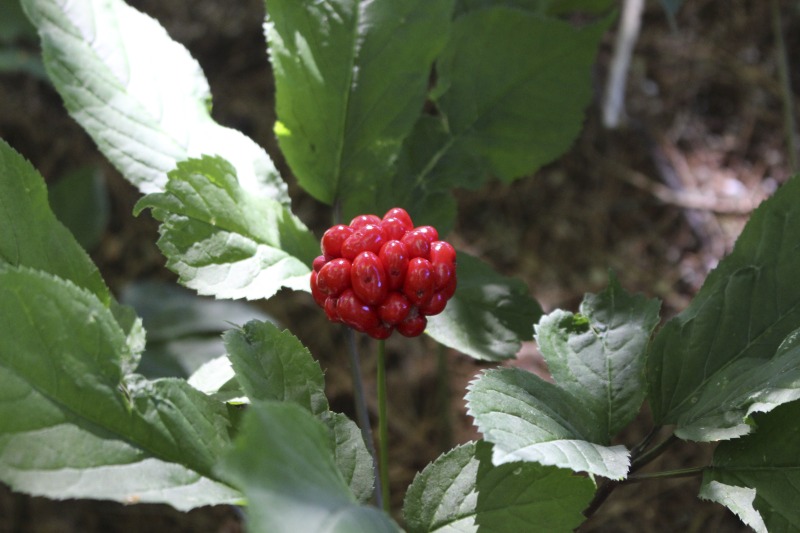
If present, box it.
[376,339,390,512]
[630,433,678,473]
[623,466,706,484]
[772,0,799,173]
[345,328,383,509]
[436,343,452,451]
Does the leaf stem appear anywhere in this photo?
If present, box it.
[436,342,452,451]
[630,433,678,473]
[345,328,383,510]
[623,466,706,484]
[376,339,390,513]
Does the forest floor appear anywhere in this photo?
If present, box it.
[1,0,797,531]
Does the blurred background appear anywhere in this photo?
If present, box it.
[1,0,797,530]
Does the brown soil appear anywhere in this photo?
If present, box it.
[1,0,796,531]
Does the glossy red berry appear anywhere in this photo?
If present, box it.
[337,289,380,333]
[381,216,410,241]
[379,240,409,291]
[322,225,354,259]
[420,291,448,316]
[317,258,351,297]
[429,241,456,290]
[324,296,341,322]
[312,255,327,273]
[351,251,388,305]
[404,257,434,305]
[442,274,457,300]
[341,224,385,260]
[310,271,327,307]
[402,226,438,259]
[378,292,411,325]
[350,214,382,229]
[367,322,394,340]
[383,207,413,229]
[397,312,427,337]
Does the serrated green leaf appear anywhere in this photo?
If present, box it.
[135,156,318,300]
[0,138,108,303]
[48,166,109,250]
[535,274,660,439]
[322,412,375,505]
[22,0,287,201]
[0,266,238,508]
[701,400,800,532]
[403,441,595,532]
[223,320,328,415]
[426,253,542,362]
[647,177,800,435]
[219,400,400,533]
[417,8,610,191]
[467,368,629,479]
[265,0,454,213]
[187,355,245,404]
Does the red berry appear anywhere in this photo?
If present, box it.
[310,271,327,307]
[397,312,427,337]
[341,224,385,260]
[322,225,354,259]
[430,241,456,290]
[367,322,394,340]
[350,214,381,229]
[404,257,434,305]
[351,251,388,305]
[379,240,410,291]
[383,207,413,229]
[379,292,411,325]
[420,291,448,316]
[337,289,380,332]
[317,258,351,297]
[324,297,341,322]
[442,273,457,300]
[381,216,410,241]
[402,227,438,259]
[312,255,327,273]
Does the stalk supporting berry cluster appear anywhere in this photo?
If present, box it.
[310,207,457,339]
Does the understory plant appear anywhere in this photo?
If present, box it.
[1,0,799,531]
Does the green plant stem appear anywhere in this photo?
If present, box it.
[376,339,390,513]
[623,466,706,484]
[436,343,452,451]
[772,0,799,173]
[630,433,678,473]
[345,328,383,510]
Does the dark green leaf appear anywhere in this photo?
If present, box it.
[135,156,318,300]
[48,167,109,251]
[426,253,542,361]
[535,273,660,439]
[322,412,375,504]
[219,401,400,533]
[647,177,800,437]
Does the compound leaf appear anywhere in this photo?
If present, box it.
[135,156,318,300]
[700,400,800,532]
[535,274,660,439]
[647,177,800,438]
[22,0,286,201]
[467,368,629,479]
[219,401,399,533]
[266,0,454,217]
[426,253,542,362]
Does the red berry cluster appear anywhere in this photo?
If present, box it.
[311,208,457,339]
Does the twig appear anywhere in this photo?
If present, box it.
[376,339,390,512]
[771,0,799,173]
[603,0,645,128]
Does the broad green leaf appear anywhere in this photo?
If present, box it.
[701,400,800,532]
[322,412,375,504]
[22,0,287,201]
[265,0,454,213]
[403,441,595,532]
[454,0,615,17]
[0,266,237,508]
[135,156,318,300]
[0,139,108,303]
[223,320,328,415]
[419,8,611,191]
[648,177,800,432]
[120,279,271,378]
[670,328,800,441]
[219,401,400,533]
[535,274,660,439]
[187,355,246,404]
[426,253,542,362]
[467,368,629,479]
[48,167,109,251]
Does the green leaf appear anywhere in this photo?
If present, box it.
[22,0,287,201]
[0,266,238,508]
[322,412,375,504]
[535,274,660,439]
[700,400,800,532]
[265,0,454,211]
[187,355,245,404]
[0,138,108,304]
[403,441,595,532]
[223,320,328,415]
[48,167,109,251]
[647,177,800,435]
[135,156,318,300]
[426,253,542,362]
[455,0,615,17]
[419,8,611,191]
[467,368,629,479]
[219,401,400,533]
